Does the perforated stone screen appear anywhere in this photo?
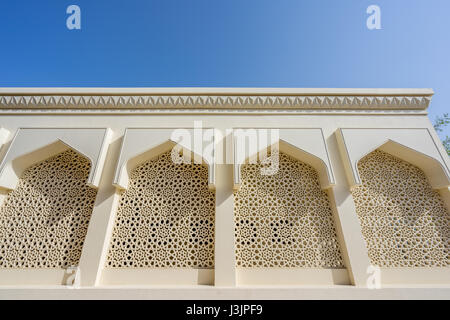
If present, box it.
[0,149,97,268]
[106,151,215,268]
[234,152,344,268]
[352,150,450,267]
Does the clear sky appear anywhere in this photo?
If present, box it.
[0,1,449,135]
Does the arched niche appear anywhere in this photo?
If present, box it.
[233,128,335,190]
[351,148,450,278]
[336,128,450,189]
[113,128,215,190]
[0,128,112,190]
[105,128,216,286]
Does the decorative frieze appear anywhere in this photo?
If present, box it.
[0,94,432,110]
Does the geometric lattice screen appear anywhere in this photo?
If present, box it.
[106,151,215,268]
[352,150,450,267]
[0,149,97,268]
[234,152,345,268]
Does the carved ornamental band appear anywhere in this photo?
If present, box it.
[0,95,431,110]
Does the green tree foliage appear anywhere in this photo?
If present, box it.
[433,113,450,155]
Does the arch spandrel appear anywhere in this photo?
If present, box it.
[113,128,215,190]
[233,128,335,190]
[336,128,450,189]
[0,128,112,190]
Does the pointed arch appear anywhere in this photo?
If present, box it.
[336,128,450,189]
[233,128,335,190]
[233,144,347,284]
[105,129,216,284]
[0,148,98,271]
[351,149,449,268]
[361,139,449,188]
[113,128,215,190]
[0,128,111,190]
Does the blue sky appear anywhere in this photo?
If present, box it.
[0,1,449,135]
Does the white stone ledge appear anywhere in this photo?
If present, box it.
[0,287,449,300]
[379,268,450,285]
[100,269,214,286]
[236,268,350,286]
[0,269,70,286]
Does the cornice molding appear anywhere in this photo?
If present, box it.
[0,88,433,111]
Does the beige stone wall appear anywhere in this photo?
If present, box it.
[0,150,96,268]
[0,88,449,295]
[352,150,449,267]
